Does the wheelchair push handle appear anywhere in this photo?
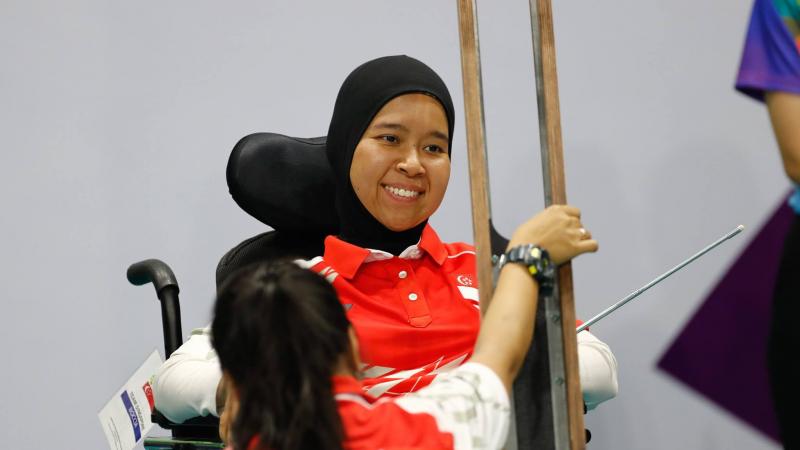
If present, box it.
[127,259,183,357]
[127,258,180,293]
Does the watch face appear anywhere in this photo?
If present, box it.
[528,246,542,262]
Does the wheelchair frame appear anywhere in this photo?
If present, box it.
[127,259,223,450]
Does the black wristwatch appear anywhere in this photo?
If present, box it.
[494,244,555,295]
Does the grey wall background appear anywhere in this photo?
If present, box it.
[0,0,785,448]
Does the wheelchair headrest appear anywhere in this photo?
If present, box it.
[227,133,338,236]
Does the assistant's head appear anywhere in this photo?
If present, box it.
[211,261,357,450]
[326,55,455,254]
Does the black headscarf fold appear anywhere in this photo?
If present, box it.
[326,55,455,255]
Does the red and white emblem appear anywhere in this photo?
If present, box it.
[456,274,473,286]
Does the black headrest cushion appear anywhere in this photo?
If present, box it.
[226,133,338,236]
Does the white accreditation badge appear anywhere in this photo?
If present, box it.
[98,349,163,450]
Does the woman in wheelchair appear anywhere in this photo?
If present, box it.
[153,55,618,426]
[213,206,598,449]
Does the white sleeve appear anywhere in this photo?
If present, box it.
[152,325,222,423]
[577,329,619,411]
[394,362,510,450]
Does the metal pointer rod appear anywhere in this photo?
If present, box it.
[576,224,745,333]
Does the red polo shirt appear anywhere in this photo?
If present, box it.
[334,375,454,449]
[236,376,453,450]
[305,224,481,398]
[237,363,510,450]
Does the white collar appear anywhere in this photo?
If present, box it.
[363,242,424,263]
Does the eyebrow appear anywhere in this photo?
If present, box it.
[372,122,449,142]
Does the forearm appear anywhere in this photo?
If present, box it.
[153,326,222,423]
[470,205,597,392]
[766,92,800,183]
[470,263,539,393]
[577,330,619,410]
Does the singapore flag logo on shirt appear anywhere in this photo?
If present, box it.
[455,274,479,307]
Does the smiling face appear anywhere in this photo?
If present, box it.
[349,93,451,232]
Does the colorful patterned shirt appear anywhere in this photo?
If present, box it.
[736,0,800,213]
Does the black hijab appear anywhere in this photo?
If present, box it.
[326,55,456,255]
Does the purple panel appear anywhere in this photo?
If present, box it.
[658,196,794,442]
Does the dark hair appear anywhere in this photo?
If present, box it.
[211,260,351,450]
